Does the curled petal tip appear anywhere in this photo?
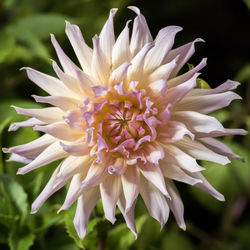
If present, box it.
[128,6,140,15]
[180,223,186,231]
[16,168,25,175]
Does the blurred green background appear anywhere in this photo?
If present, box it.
[0,0,250,249]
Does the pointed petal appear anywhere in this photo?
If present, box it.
[199,137,243,161]
[160,163,202,186]
[32,95,79,111]
[167,38,204,78]
[12,106,64,124]
[51,34,81,76]
[100,175,122,223]
[109,61,131,85]
[163,144,204,172]
[147,57,178,83]
[164,73,198,106]
[128,6,153,56]
[172,111,225,134]
[169,58,207,87]
[139,163,170,198]
[189,172,225,201]
[81,162,108,187]
[176,91,241,114]
[65,21,93,74]
[165,180,186,230]
[17,141,68,175]
[74,187,100,239]
[60,141,90,156]
[31,165,68,213]
[91,35,110,84]
[144,26,182,72]
[140,176,169,228]
[112,21,131,68]
[34,121,84,141]
[175,137,230,165]
[127,42,154,82]
[99,8,118,64]
[8,118,45,131]
[121,166,140,212]
[23,67,71,97]
[3,134,56,160]
[117,192,137,238]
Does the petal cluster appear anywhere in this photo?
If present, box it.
[4,6,246,238]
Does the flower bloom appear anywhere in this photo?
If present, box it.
[3,7,246,238]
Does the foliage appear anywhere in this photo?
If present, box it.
[0,0,249,249]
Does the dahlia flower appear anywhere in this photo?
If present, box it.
[3,6,246,238]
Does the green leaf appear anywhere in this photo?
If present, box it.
[0,99,42,123]
[8,230,35,250]
[190,142,250,212]
[196,78,211,89]
[107,222,136,250]
[14,14,73,39]
[0,30,15,63]
[64,206,85,249]
[162,226,195,250]
[0,174,28,228]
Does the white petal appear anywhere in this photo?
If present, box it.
[159,121,194,143]
[75,69,95,95]
[7,153,32,164]
[121,166,140,212]
[189,172,225,201]
[147,57,178,83]
[199,137,243,161]
[100,175,122,223]
[60,141,90,156]
[81,162,108,187]
[166,38,204,78]
[127,42,154,82]
[99,8,117,64]
[74,187,100,239]
[58,173,85,212]
[34,121,84,141]
[140,176,169,228]
[23,67,71,97]
[188,79,240,96]
[112,21,131,69]
[51,34,81,76]
[12,106,64,124]
[32,95,79,111]
[175,137,230,165]
[139,163,170,198]
[169,58,207,87]
[117,192,137,238]
[164,73,198,106]
[56,155,91,184]
[52,60,83,98]
[3,134,56,160]
[109,61,131,85]
[65,21,93,74]
[176,91,241,114]
[160,163,202,186]
[17,141,68,175]
[144,26,182,72]
[163,144,204,172]
[91,35,110,84]
[8,118,45,131]
[129,6,153,56]
[165,179,186,230]
[172,111,225,134]
[196,128,247,138]
[31,165,68,213]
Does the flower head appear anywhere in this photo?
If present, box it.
[4,6,246,238]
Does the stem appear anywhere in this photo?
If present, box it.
[98,232,107,250]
